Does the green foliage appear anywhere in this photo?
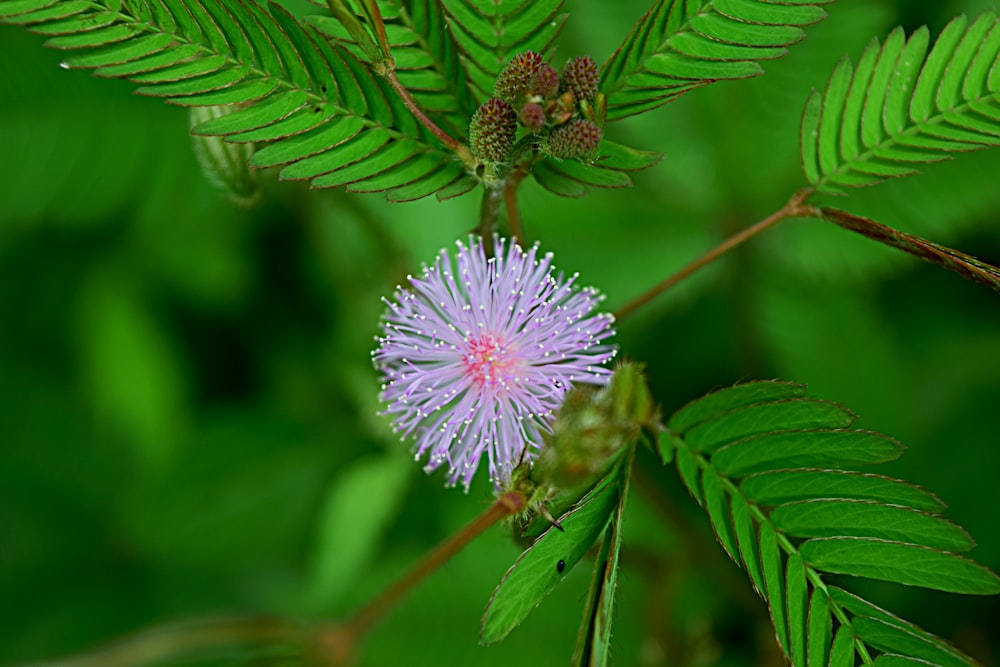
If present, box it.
[0,0,475,200]
[441,0,566,100]
[801,11,1000,193]
[664,381,1000,666]
[570,453,630,667]
[2,1,1000,666]
[481,451,630,645]
[601,0,830,120]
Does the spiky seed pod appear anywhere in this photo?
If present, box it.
[561,55,600,102]
[518,102,546,131]
[547,119,602,159]
[529,63,560,99]
[494,51,543,101]
[469,98,517,163]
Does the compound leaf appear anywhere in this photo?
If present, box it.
[802,12,1000,193]
[2,0,475,201]
[667,381,998,666]
[602,0,829,120]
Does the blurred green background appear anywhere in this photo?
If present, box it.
[2,0,999,664]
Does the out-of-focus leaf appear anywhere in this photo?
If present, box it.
[308,453,412,609]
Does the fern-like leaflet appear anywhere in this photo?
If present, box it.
[662,381,1000,667]
[801,11,1000,193]
[440,0,567,100]
[0,0,477,201]
[601,0,829,120]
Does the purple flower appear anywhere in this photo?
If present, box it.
[373,236,617,491]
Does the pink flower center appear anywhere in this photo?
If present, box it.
[463,334,518,390]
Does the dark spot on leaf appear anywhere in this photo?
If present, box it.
[320,85,327,93]
[557,559,565,573]
[313,106,321,113]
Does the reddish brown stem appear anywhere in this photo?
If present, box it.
[820,207,1000,293]
[614,189,815,321]
[384,70,474,165]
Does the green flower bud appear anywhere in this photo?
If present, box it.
[469,98,517,163]
[547,118,602,159]
[518,102,546,131]
[494,51,543,101]
[560,55,600,103]
[532,361,658,490]
[530,63,560,99]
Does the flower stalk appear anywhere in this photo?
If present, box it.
[614,189,816,321]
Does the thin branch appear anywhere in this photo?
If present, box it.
[503,164,530,244]
[819,207,1000,293]
[384,69,475,166]
[614,189,815,321]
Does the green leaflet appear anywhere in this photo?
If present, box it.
[806,591,832,667]
[667,380,998,666]
[570,448,632,667]
[760,521,790,656]
[770,500,974,552]
[442,0,566,99]
[480,453,628,645]
[786,553,808,667]
[1,0,471,201]
[602,0,829,120]
[712,429,904,476]
[307,454,412,610]
[683,399,857,453]
[854,618,974,667]
[828,626,856,667]
[828,586,979,667]
[800,538,1000,595]
[739,469,946,513]
[668,380,807,433]
[307,0,476,127]
[801,11,1000,193]
[702,466,739,562]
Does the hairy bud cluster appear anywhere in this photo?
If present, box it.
[469,97,517,163]
[468,50,607,171]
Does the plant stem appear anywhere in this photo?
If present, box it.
[480,185,504,255]
[337,491,525,646]
[613,189,815,321]
[503,165,530,243]
[819,207,1000,293]
[384,69,475,167]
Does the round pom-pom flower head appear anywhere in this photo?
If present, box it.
[373,237,617,491]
